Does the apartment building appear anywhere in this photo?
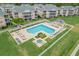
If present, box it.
[0,4,78,23]
[0,4,14,18]
[0,4,79,28]
[34,4,59,18]
[0,9,6,28]
[12,5,35,20]
[44,5,59,18]
[75,6,79,15]
[34,4,45,18]
[60,6,75,16]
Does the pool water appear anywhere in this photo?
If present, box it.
[27,24,55,34]
[37,40,43,43]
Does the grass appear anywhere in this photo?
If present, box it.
[0,32,20,56]
[0,16,79,56]
[12,18,28,25]
[12,18,41,25]
[49,16,79,25]
[43,30,79,56]
[42,16,79,56]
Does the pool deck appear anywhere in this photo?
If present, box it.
[10,22,65,45]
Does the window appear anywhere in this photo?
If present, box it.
[5,9,11,13]
[14,12,18,15]
[68,10,74,15]
[49,11,56,15]
[63,10,67,15]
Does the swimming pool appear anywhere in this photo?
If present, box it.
[37,39,43,44]
[27,24,55,34]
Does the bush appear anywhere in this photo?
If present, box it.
[12,18,26,25]
[35,32,47,39]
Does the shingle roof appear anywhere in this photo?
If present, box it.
[21,4,31,6]
[34,4,59,11]
[44,4,59,11]
[33,4,45,11]
[75,6,79,9]
[12,5,35,13]
[1,4,14,9]
[61,6,75,10]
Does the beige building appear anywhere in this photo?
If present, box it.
[75,6,79,15]
[0,4,79,23]
[0,9,6,28]
[1,4,14,18]
[60,6,75,16]
[12,5,35,20]
[34,4,59,18]
[0,17,6,28]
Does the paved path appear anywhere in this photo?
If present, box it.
[38,24,73,56]
[71,44,79,56]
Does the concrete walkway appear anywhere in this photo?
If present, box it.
[71,44,79,56]
[38,24,73,56]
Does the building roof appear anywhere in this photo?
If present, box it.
[75,6,79,9]
[21,4,31,6]
[0,4,14,9]
[61,6,75,10]
[34,4,59,11]
[12,5,35,13]
[44,4,59,11]
[33,4,45,11]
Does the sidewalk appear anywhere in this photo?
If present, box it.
[71,44,79,56]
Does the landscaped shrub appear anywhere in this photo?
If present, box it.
[35,32,47,39]
[12,18,26,25]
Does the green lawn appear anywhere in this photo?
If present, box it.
[12,18,40,25]
[49,16,79,25]
[0,16,79,56]
[12,18,28,25]
[42,16,79,56]
[43,30,79,56]
[0,32,20,56]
